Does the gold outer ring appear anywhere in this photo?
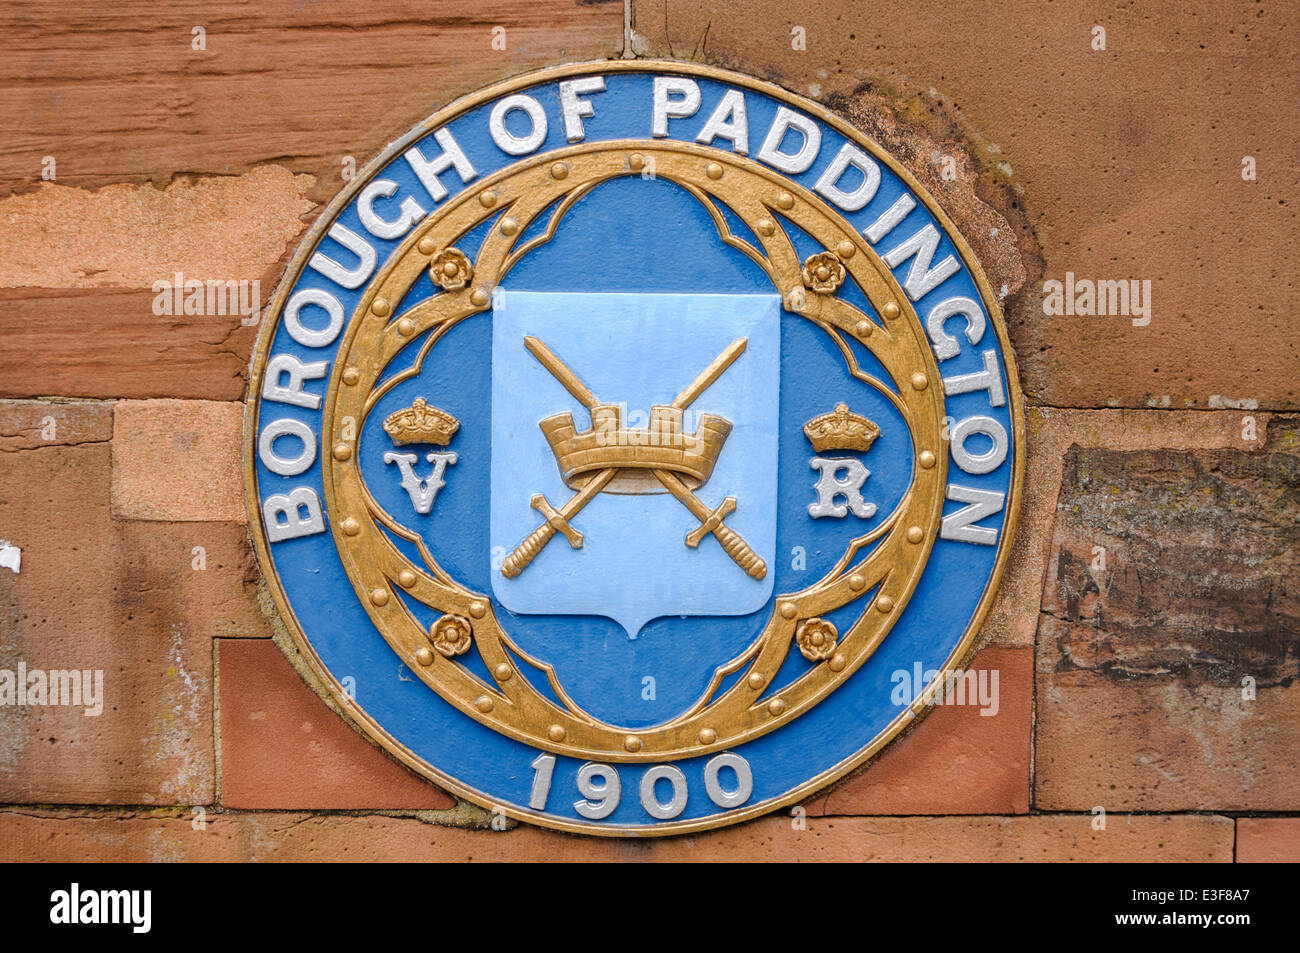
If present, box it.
[242,60,1026,837]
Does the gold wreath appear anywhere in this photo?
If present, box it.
[319,140,950,762]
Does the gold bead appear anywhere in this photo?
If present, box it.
[836,239,856,259]
[854,320,872,337]
[475,695,494,713]
[919,450,937,469]
[756,218,775,236]
[417,237,436,255]
[550,162,569,179]
[828,653,846,672]
[342,366,360,386]
[699,728,717,745]
[779,602,798,619]
[397,318,415,336]
[494,663,512,681]
[471,288,489,307]
[768,698,787,715]
[371,297,390,317]
[907,525,924,544]
[332,442,351,461]
[706,162,723,179]
[548,724,565,742]
[370,588,389,607]
[911,373,929,390]
[628,153,644,172]
[499,217,519,236]
[877,595,894,613]
[341,517,360,536]
[747,672,764,690]
[414,647,434,666]
[442,261,459,278]
[848,574,865,591]
[776,191,794,210]
[624,736,642,752]
[882,301,901,319]
[478,190,497,208]
[397,570,417,588]
[468,601,487,619]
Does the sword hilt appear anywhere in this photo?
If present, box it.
[501,493,585,578]
[502,522,556,578]
[683,496,766,579]
[685,496,736,548]
[713,521,767,579]
[530,493,583,547]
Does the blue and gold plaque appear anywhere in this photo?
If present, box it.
[245,62,1024,835]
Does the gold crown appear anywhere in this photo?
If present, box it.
[383,398,459,446]
[539,405,732,495]
[803,403,879,453]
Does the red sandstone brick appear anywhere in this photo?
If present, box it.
[0,809,1233,862]
[0,400,112,451]
[1236,818,1300,863]
[0,288,261,402]
[218,638,454,811]
[112,399,245,522]
[807,647,1030,815]
[985,408,1273,648]
[0,1,624,201]
[1035,438,1300,812]
[0,441,225,804]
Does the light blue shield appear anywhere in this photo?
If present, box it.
[490,291,780,636]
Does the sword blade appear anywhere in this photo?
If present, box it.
[651,469,766,579]
[672,337,747,410]
[524,335,601,410]
[651,468,710,520]
[501,468,619,578]
[562,468,618,515]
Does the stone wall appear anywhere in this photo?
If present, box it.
[0,0,1295,861]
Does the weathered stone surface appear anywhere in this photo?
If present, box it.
[0,1,623,404]
[0,288,260,402]
[1035,419,1300,810]
[0,166,313,288]
[1236,817,1300,862]
[632,0,1300,410]
[112,399,245,522]
[807,647,1030,815]
[0,400,112,452]
[0,164,311,402]
[0,1,625,203]
[0,809,1234,862]
[0,442,229,804]
[219,639,455,810]
[985,407,1271,648]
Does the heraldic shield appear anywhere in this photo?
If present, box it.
[490,290,780,638]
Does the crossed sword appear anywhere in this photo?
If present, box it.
[500,336,767,581]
